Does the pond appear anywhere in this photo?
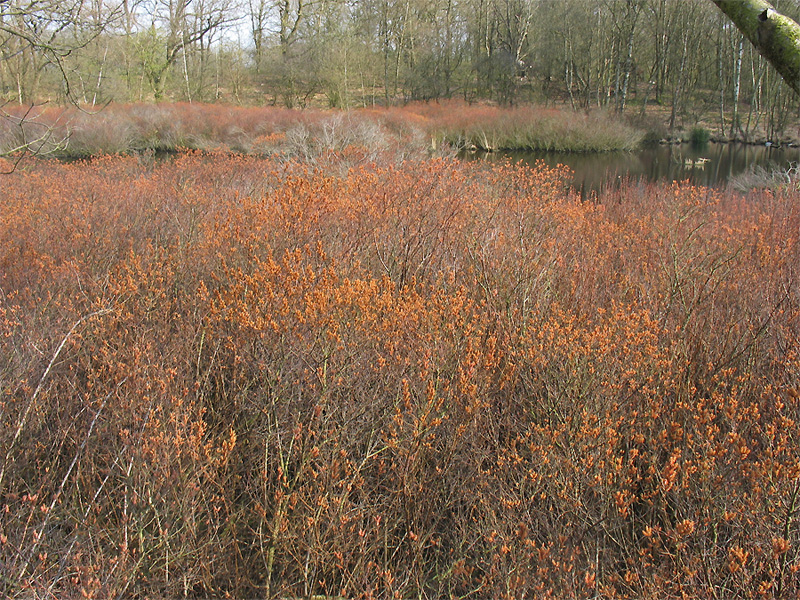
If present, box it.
[471,142,800,197]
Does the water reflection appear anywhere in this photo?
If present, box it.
[473,143,800,197]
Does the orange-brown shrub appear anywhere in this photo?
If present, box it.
[0,153,798,598]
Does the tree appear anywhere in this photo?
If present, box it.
[0,1,123,102]
[134,0,240,100]
[0,1,127,162]
[248,0,269,74]
[712,0,800,94]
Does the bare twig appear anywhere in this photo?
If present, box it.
[0,308,112,494]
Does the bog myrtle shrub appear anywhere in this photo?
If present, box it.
[0,101,644,160]
[0,152,798,598]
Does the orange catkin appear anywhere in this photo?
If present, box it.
[0,152,798,599]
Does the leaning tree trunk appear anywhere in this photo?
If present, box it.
[712,0,800,94]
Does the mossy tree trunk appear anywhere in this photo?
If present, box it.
[712,0,800,94]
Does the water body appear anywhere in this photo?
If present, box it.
[472,143,800,197]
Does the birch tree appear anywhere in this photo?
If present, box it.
[712,0,800,95]
[134,0,239,100]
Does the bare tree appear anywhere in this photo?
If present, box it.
[133,0,240,100]
[0,1,116,99]
[0,0,127,162]
[248,0,269,74]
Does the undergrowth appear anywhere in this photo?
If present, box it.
[0,152,798,598]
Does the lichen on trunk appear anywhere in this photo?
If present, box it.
[713,0,800,94]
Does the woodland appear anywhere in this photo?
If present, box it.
[1,1,800,599]
[2,0,800,141]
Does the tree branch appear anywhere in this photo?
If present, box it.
[713,0,800,93]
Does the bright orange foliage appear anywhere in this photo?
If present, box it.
[0,152,798,598]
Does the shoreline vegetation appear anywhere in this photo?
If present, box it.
[1,151,799,598]
[0,101,644,159]
[0,100,770,160]
[3,101,798,166]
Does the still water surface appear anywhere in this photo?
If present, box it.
[474,143,800,196]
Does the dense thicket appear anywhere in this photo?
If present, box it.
[1,151,799,598]
[3,0,800,139]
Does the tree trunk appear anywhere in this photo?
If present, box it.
[669,27,689,132]
[712,0,800,94]
[731,37,743,138]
